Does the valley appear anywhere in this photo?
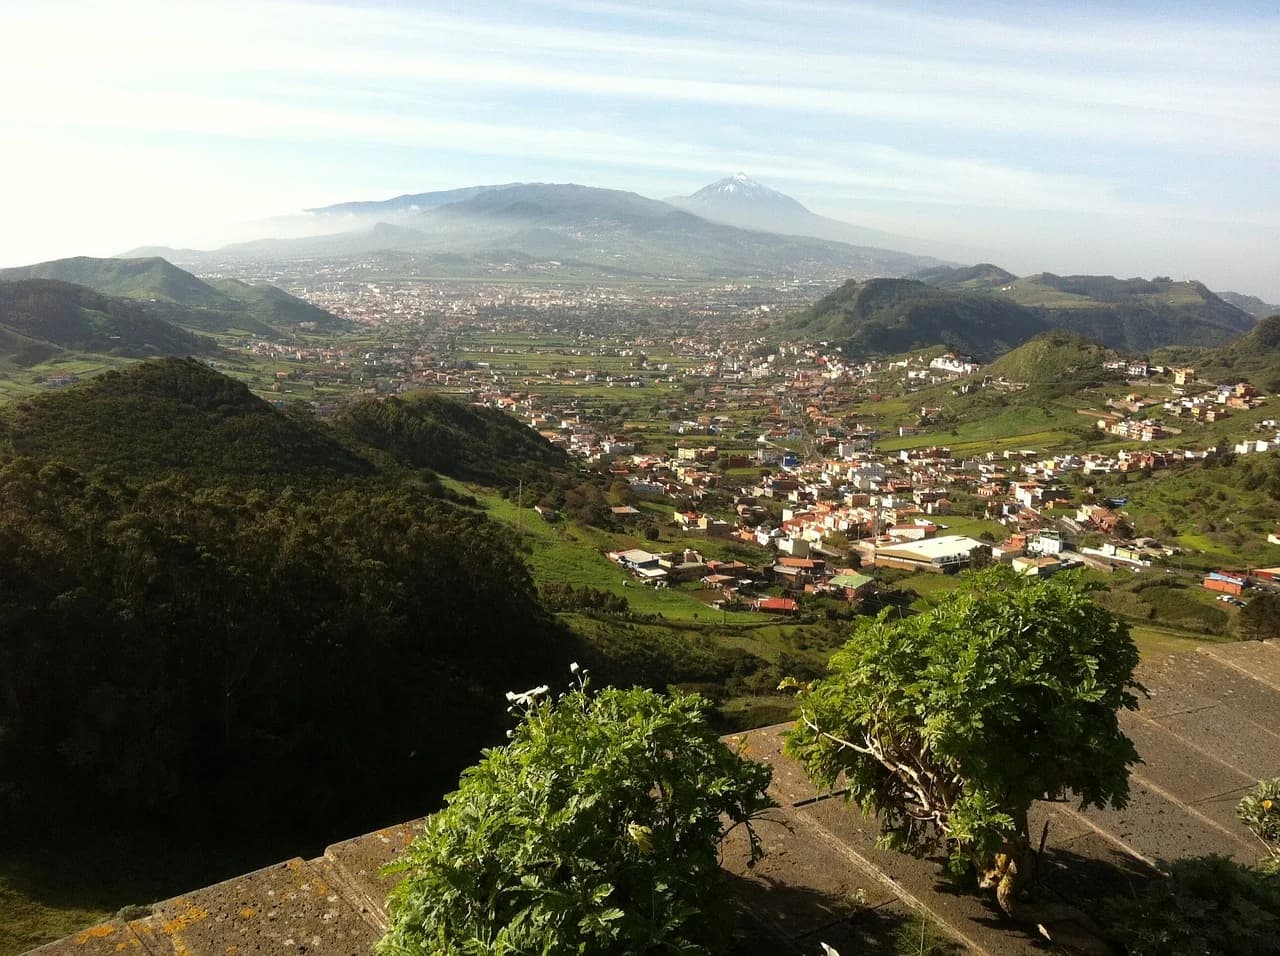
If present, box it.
[3,202,1279,956]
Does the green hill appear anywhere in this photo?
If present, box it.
[333,392,570,487]
[0,257,345,337]
[814,268,1259,356]
[909,262,1017,291]
[1158,313,1280,391]
[0,255,228,306]
[985,330,1119,389]
[206,277,346,330]
[0,361,574,870]
[0,279,212,362]
[0,357,375,484]
[1006,274,1252,329]
[778,277,1043,360]
[0,356,572,491]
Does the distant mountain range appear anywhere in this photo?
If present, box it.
[128,181,946,280]
[1217,290,1280,320]
[0,256,344,339]
[776,263,1265,360]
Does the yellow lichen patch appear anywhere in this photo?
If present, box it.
[238,907,257,920]
[75,924,117,943]
[226,946,240,955]
[162,904,210,936]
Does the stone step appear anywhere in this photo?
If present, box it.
[1073,777,1256,865]
[318,817,425,932]
[1150,649,1280,728]
[1199,640,1280,692]
[133,857,378,956]
[798,796,1081,955]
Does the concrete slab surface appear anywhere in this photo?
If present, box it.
[143,857,378,956]
[1118,710,1256,803]
[25,920,151,955]
[1201,640,1280,691]
[727,724,827,807]
[722,807,899,942]
[319,817,425,931]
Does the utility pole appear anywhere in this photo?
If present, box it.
[517,479,523,533]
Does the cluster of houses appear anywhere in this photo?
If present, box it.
[605,546,875,613]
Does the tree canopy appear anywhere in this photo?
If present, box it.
[784,566,1142,913]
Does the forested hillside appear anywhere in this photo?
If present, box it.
[0,359,582,846]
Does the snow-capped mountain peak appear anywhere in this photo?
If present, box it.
[694,173,787,201]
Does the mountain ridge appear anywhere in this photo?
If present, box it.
[182,182,947,279]
[777,271,1258,359]
[0,256,345,336]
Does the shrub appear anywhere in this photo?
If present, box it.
[785,567,1141,915]
[1103,855,1280,955]
[1238,775,1280,872]
[378,677,774,955]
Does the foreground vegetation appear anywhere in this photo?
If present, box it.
[380,680,773,955]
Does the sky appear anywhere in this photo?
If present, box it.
[2,0,1277,298]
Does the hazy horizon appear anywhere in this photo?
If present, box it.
[2,0,1277,299]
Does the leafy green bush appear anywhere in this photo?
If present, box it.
[785,567,1142,914]
[1103,855,1280,955]
[378,679,774,955]
[1238,776,1280,872]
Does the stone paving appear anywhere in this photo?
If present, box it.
[28,640,1280,955]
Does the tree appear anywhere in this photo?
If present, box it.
[608,478,635,507]
[379,678,774,955]
[1237,593,1280,642]
[784,567,1141,915]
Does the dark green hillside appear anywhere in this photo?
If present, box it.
[0,323,62,367]
[0,357,583,876]
[0,279,212,358]
[1052,304,1243,351]
[1158,313,1280,390]
[0,256,345,337]
[0,462,574,837]
[334,392,570,486]
[1020,274,1252,330]
[780,277,1045,360]
[783,269,1257,358]
[0,357,374,484]
[1001,273,1254,348]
